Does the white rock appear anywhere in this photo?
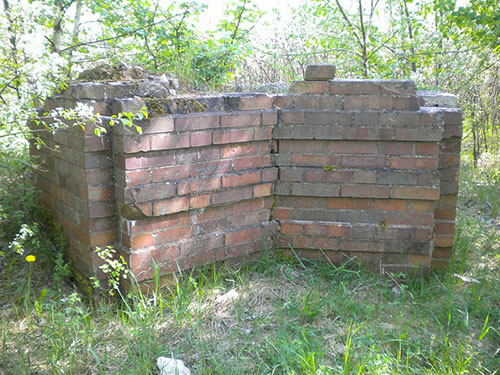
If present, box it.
[157,357,191,375]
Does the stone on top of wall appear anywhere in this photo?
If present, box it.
[305,64,336,81]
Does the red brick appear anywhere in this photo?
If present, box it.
[145,117,174,133]
[435,222,455,235]
[374,199,408,211]
[189,194,211,209]
[281,223,303,235]
[292,155,330,166]
[304,224,348,237]
[342,240,384,252]
[326,197,372,210]
[433,247,453,259]
[409,254,432,266]
[190,160,231,177]
[213,129,253,144]
[386,212,433,226]
[220,143,259,159]
[130,233,154,249]
[353,170,376,184]
[156,226,191,244]
[416,143,439,156]
[126,169,151,186]
[377,142,414,155]
[440,139,461,153]
[222,171,261,188]
[439,154,460,167]
[152,165,190,182]
[233,155,271,170]
[290,81,328,94]
[280,111,304,124]
[151,134,190,150]
[212,187,253,205]
[415,228,432,241]
[88,186,113,201]
[435,208,456,220]
[190,131,212,147]
[305,169,352,183]
[225,226,261,245]
[280,140,328,154]
[435,236,454,247]
[125,154,174,170]
[153,197,189,215]
[254,183,272,197]
[329,141,377,154]
[274,208,291,220]
[262,167,278,182]
[411,200,435,212]
[254,126,273,140]
[174,114,220,131]
[262,110,278,125]
[342,185,389,199]
[221,112,261,127]
[84,135,111,152]
[344,95,393,110]
[342,156,386,168]
[189,177,221,194]
[391,186,440,200]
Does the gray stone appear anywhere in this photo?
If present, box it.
[157,357,191,375]
[418,91,458,108]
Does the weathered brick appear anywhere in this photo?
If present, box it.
[153,197,189,215]
[225,226,261,245]
[281,223,303,235]
[213,129,254,144]
[189,194,211,209]
[190,131,212,147]
[233,155,271,170]
[377,142,414,155]
[227,95,273,111]
[130,234,154,249]
[292,182,340,197]
[353,170,376,184]
[374,199,408,211]
[304,223,348,237]
[156,226,191,244]
[152,165,190,182]
[151,134,190,150]
[126,169,151,186]
[144,117,174,133]
[342,185,389,199]
[391,186,440,200]
[222,171,261,188]
[305,64,336,81]
[305,169,353,183]
[416,143,439,156]
[326,197,372,210]
[221,112,261,127]
[174,113,220,131]
[254,183,272,197]
[212,187,253,205]
[290,81,329,94]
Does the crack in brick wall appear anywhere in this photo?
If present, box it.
[31,65,462,282]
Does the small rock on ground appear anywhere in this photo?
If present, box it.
[157,357,191,375]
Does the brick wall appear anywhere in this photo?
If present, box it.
[32,65,462,282]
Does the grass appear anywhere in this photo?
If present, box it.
[0,153,499,375]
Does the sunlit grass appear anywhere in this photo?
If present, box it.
[0,152,499,374]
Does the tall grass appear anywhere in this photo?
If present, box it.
[0,152,498,374]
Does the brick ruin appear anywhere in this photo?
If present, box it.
[31,65,462,283]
